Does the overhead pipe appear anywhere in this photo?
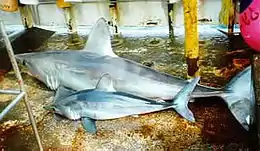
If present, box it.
[20,0,39,5]
[35,1,58,25]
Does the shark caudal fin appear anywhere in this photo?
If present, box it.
[221,65,255,131]
[172,77,200,122]
[82,17,118,57]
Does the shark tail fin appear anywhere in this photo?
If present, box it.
[224,66,251,92]
[172,77,200,122]
[220,66,254,130]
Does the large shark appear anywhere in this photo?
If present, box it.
[45,74,200,134]
[15,17,255,130]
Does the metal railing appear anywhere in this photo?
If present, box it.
[0,19,43,151]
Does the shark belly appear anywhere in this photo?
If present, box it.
[83,104,167,120]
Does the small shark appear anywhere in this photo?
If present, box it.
[15,17,255,130]
[45,74,200,134]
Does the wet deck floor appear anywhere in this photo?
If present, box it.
[0,25,256,150]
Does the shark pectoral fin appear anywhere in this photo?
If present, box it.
[175,107,195,122]
[172,77,200,122]
[82,117,97,134]
[54,86,76,102]
[95,73,116,92]
[83,17,118,58]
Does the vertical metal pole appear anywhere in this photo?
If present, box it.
[228,0,237,34]
[19,4,35,29]
[219,0,236,34]
[252,55,260,151]
[0,20,43,151]
[183,0,200,78]
[168,0,174,39]
[57,0,82,47]
[63,6,83,46]
[109,0,119,35]
[63,6,77,34]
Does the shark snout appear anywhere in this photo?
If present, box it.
[15,53,33,66]
[14,54,25,64]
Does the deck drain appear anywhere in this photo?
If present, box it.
[142,61,154,67]
[144,38,165,48]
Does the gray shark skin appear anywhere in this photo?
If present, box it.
[45,74,200,134]
[15,17,255,131]
[222,66,255,130]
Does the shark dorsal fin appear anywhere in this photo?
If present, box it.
[54,86,76,102]
[83,17,118,57]
[95,73,116,92]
